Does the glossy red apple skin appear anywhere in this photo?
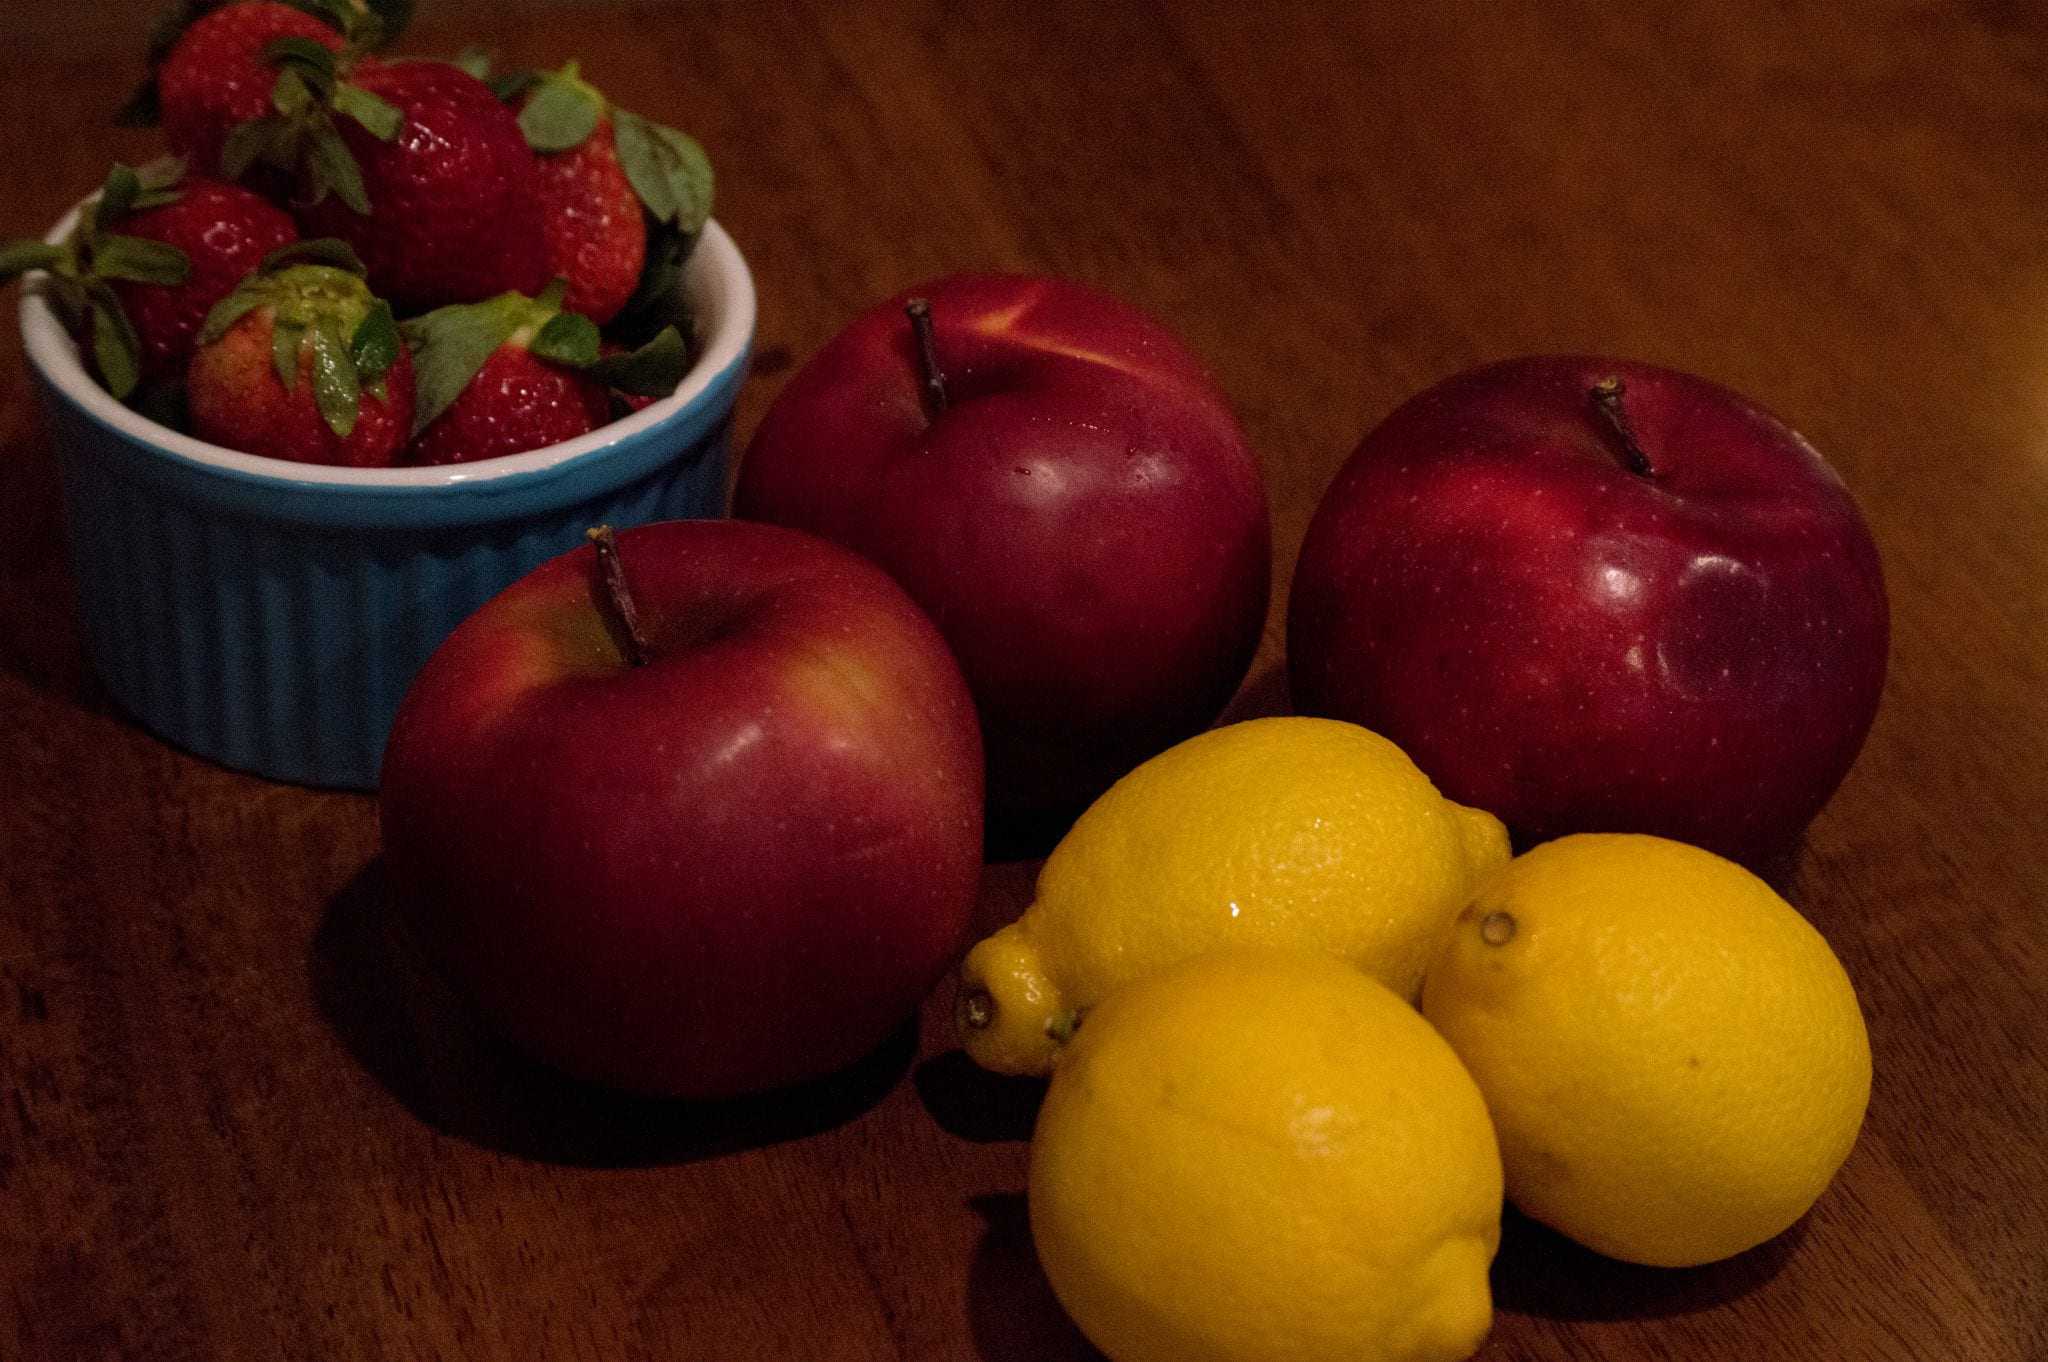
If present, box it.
[1287,356,1889,871]
[379,519,984,1099]
[733,273,1270,821]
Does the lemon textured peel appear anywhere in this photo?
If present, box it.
[1028,948,1503,1362]
[959,716,1510,1075]
[1421,832,1872,1268]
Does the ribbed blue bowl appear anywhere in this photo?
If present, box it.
[20,216,755,791]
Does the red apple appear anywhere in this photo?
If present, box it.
[379,519,985,1099]
[733,274,1270,824]
[1287,356,1888,872]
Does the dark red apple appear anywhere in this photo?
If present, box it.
[379,519,984,1099]
[1287,356,1888,872]
[733,274,1270,824]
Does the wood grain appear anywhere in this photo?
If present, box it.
[4,3,2045,1359]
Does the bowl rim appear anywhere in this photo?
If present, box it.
[18,202,755,491]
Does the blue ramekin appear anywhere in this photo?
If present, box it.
[19,213,756,791]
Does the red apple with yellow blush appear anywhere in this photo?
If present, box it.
[734,274,1271,827]
[379,519,984,1099]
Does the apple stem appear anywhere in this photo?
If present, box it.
[586,525,653,667]
[905,298,949,415]
[1589,376,1656,478]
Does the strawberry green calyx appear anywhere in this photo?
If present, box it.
[503,61,714,238]
[588,327,688,397]
[94,159,193,227]
[122,0,403,130]
[289,0,414,50]
[607,103,710,348]
[219,36,400,214]
[2,159,193,399]
[403,279,688,436]
[403,283,574,436]
[511,61,606,154]
[0,158,193,301]
[491,58,711,330]
[608,224,698,352]
[613,108,714,238]
[0,241,65,279]
[199,239,398,437]
[122,0,415,128]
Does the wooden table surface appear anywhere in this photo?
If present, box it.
[5,3,2045,1359]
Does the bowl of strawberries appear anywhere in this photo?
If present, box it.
[8,1,754,790]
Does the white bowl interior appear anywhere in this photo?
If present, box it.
[19,207,755,489]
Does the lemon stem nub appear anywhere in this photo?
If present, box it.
[1480,910,1518,946]
[1047,1009,1083,1044]
[956,922,1069,1074]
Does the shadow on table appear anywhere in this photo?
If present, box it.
[912,1048,1046,1143]
[979,657,1292,864]
[965,1193,1103,1362]
[984,805,1080,864]
[310,857,914,1169]
[959,1192,1797,1360]
[1492,1204,1805,1322]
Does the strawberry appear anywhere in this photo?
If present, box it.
[147,2,348,177]
[294,60,550,313]
[2,159,296,398]
[403,281,688,465]
[187,240,413,467]
[410,337,611,466]
[515,70,642,325]
[109,171,302,386]
[498,61,714,327]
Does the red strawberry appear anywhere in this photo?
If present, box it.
[153,2,346,177]
[187,242,413,467]
[1,160,295,396]
[529,110,642,325]
[410,342,611,466]
[403,283,689,465]
[511,65,641,324]
[296,60,550,313]
[506,62,714,326]
[112,174,299,384]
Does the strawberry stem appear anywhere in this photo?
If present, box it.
[906,298,948,416]
[586,525,652,667]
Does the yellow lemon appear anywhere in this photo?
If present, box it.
[1029,948,1503,1362]
[958,716,1509,1074]
[1421,833,1872,1268]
